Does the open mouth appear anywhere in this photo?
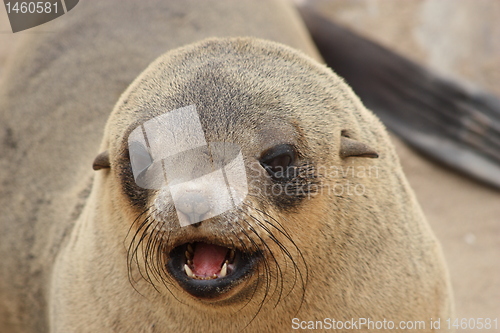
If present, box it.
[166,242,260,299]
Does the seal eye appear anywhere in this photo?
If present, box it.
[260,144,296,178]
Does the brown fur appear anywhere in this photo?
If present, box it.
[0,0,452,332]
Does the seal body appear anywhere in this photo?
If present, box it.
[0,0,452,332]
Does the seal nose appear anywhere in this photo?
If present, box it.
[176,192,211,226]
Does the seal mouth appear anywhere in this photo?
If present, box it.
[166,242,260,299]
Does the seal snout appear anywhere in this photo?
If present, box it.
[176,192,211,226]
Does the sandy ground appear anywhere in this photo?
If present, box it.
[1,1,498,331]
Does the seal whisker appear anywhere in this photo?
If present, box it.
[126,206,156,289]
[234,209,285,307]
[133,216,163,293]
[243,203,309,273]
[143,218,166,285]
[228,226,271,328]
[242,213,304,309]
[127,207,174,294]
[128,206,207,306]
[240,202,308,307]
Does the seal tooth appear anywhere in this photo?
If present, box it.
[187,244,194,253]
[228,249,235,263]
[185,250,192,259]
[184,264,194,278]
[219,262,228,278]
[187,259,192,265]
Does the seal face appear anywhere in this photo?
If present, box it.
[112,38,383,309]
[110,39,336,305]
[86,37,452,330]
[122,103,315,303]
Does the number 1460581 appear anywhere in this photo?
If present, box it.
[446,318,498,330]
[5,1,58,14]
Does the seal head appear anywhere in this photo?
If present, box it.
[92,38,450,326]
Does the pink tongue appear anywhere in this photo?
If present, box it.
[192,243,229,277]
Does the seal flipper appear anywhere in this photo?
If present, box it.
[299,7,500,189]
[92,151,110,170]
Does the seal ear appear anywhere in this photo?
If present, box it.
[93,151,110,170]
[340,136,379,159]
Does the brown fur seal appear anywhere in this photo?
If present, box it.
[0,0,452,332]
